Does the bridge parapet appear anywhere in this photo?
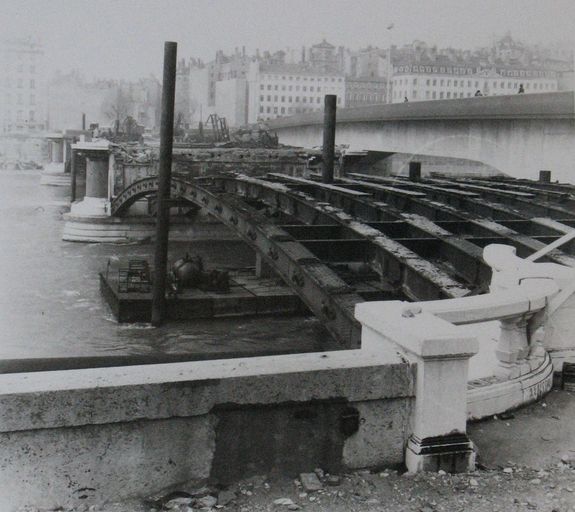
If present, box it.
[268,91,575,129]
[268,91,575,180]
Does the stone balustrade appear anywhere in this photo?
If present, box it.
[355,243,573,473]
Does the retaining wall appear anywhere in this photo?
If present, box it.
[0,350,413,510]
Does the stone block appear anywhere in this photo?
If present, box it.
[342,398,412,468]
[405,434,476,474]
[0,416,215,511]
[299,473,323,492]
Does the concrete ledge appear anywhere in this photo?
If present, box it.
[0,350,412,433]
[467,353,553,420]
[355,301,479,359]
[0,350,413,510]
[267,92,574,129]
[422,279,559,325]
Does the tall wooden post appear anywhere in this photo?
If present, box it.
[82,113,86,131]
[322,95,337,184]
[409,161,422,181]
[151,41,177,327]
[70,147,77,203]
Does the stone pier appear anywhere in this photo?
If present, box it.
[68,140,111,217]
[40,133,68,185]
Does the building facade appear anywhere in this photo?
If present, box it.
[176,36,572,128]
[345,76,387,107]
[390,38,562,103]
[247,61,346,123]
[1,37,47,134]
[391,62,558,102]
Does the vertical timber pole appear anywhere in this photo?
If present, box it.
[322,94,337,184]
[151,41,177,327]
[82,113,86,131]
[409,161,422,181]
[70,147,77,203]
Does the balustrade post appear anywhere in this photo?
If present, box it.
[355,301,478,473]
[495,315,531,379]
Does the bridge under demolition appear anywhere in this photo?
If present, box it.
[5,161,575,509]
[102,169,575,348]
[2,45,574,509]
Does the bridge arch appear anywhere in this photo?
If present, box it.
[111,176,364,348]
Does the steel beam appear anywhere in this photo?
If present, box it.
[110,176,363,348]
[267,174,490,287]
[347,173,575,266]
[217,175,471,299]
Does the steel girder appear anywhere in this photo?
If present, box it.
[266,174,492,288]
[111,176,364,348]
[212,175,471,300]
[346,174,575,266]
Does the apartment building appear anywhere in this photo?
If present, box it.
[247,61,345,123]
[1,37,47,134]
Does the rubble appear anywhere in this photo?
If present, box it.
[299,472,323,492]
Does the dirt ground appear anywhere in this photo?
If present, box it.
[18,389,575,512]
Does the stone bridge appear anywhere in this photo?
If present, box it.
[267,91,575,180]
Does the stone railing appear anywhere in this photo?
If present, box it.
[0,348,414,511]
[355,243,574,473]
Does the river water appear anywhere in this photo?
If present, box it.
[0,171,324,361]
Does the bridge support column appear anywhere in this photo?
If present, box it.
[53,140,64,164]
[41,135,67,184]
[322,95,337,184]
[409,161,422,181]
[69,143,111,217]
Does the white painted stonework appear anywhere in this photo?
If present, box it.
[69,196,109,217]
[67,140,113,218]
[355,242,575,472]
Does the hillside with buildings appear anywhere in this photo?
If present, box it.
[1,34,573,138]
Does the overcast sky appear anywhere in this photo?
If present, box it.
[1,0,573,80]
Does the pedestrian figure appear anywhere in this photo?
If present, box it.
[518,83,525,94]
[474,90,483,97]
[404,96,409,102]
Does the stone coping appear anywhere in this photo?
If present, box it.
[356,301,479,360]
[72,140,110,151]
[267,91,573,129]
[467,353,553,420]
[420,279,559,325]
[0,348,413,433]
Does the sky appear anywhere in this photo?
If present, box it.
[1,0,574,80]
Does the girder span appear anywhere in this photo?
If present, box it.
[110,176,363,348]
[214,175,472,300]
